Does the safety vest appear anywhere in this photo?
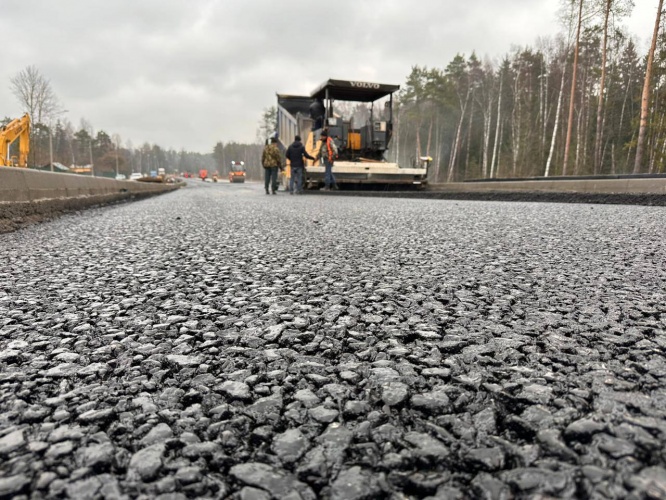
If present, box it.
[325,138,336,163]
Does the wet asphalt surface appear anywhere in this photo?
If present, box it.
[1,180,666,499]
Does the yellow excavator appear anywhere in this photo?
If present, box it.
[0,113,30,167]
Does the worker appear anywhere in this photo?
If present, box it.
[309,99,325,130]
[285,135,315,195]
[316,130,338,191]
[261,137,282,195]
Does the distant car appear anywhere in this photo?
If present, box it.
[115,174,127,180]
[129,173,143,181]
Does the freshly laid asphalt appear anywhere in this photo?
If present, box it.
[1,180,665,499]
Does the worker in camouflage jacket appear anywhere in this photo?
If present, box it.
[261,137,283,195]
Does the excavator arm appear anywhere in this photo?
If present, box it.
[0,113,30,167]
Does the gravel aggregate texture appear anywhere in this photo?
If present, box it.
[1,181,666,499]
[0,185,181,235]
[317,189,666,207]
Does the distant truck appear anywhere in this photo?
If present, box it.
[277,78,429,190]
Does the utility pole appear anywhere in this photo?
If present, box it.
[89,139,94,176]
[113,135,121,178]
[49,126,54,172]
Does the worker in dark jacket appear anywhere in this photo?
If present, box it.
[284,135,315,194]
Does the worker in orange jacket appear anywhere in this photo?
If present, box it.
[316,129,338,191]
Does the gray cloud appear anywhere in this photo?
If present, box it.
[0,0,652,152]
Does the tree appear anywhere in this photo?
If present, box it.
[490,60,510,178]
[54,120,75,166]
[95,131,114,159]
[563,0,585,175]
[9,66,59,124]
[593,0,634,173]
[9,66,61,165]
[634,0,664,172]
[545,40,569,176]
[400,66,432,168]
[474,59,496,178]
[594,0,613,173]
[74,128,93,168]
[605,37,641,172]
[213,141,226,173]
[446,55,473,182]
[112,134,122,176]
[257,106,277,143]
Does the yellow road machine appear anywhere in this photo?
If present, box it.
[276,79,429,190]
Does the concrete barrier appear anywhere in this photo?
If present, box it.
[432,178,666,195]
[319,177,666,206]
[0,168,182,233]
[415,178,666,206]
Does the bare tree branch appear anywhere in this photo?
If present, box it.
[9,65,60,124]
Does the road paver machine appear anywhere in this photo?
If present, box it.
[277,79,429,189]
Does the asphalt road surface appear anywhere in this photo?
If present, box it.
[1,181,666,499]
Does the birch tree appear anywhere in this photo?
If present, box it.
[446,55,472,182]
[546,44,569,176]
[471,58,496,178]
[634,0,664,173]
[490,60,509,178]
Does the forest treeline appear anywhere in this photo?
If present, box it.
[27,119,214,176]
[1,111,215,177]
[390,0,663,181]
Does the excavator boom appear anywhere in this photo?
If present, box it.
[0,113,30,167]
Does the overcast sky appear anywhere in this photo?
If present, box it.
[0,0,656,153]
